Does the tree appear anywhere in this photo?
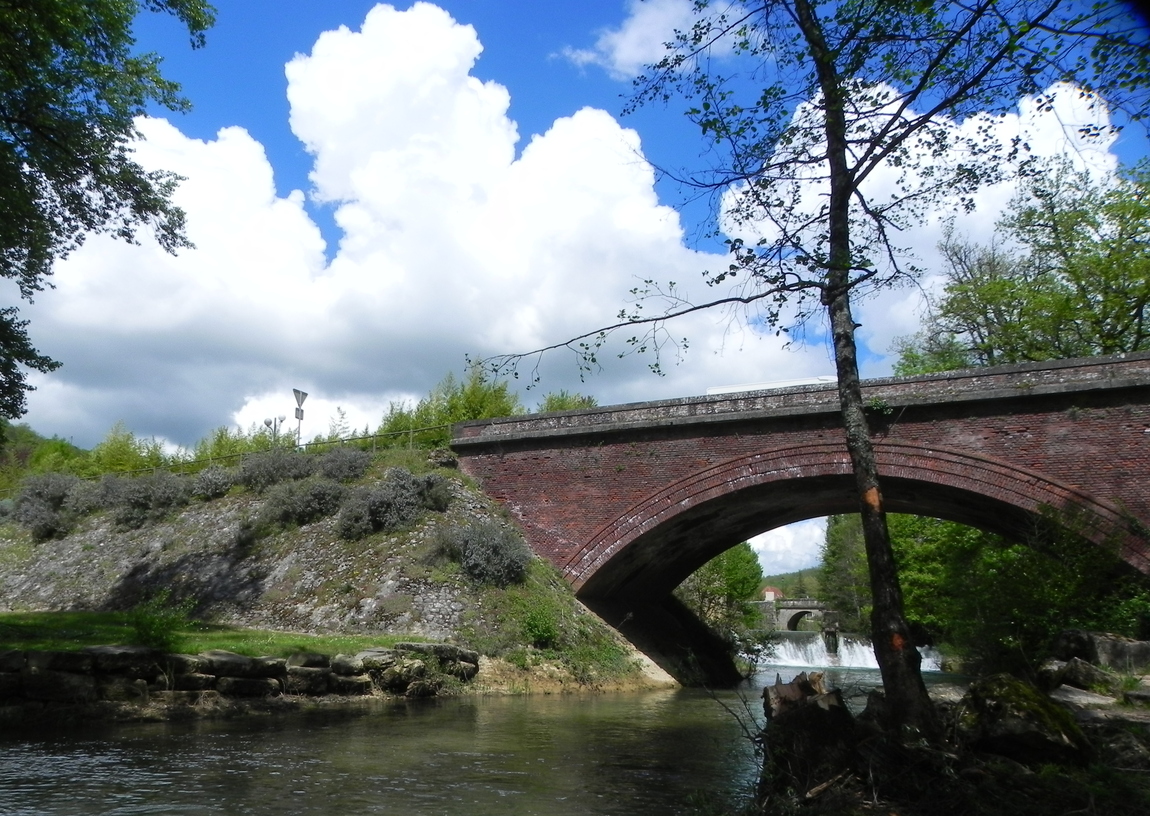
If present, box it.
[818,515,870,633]
[488,1,1149,739]
[377,367,524,448]
[895,161,1150,373]
[675,541,765,635]
[0,0,215,419]
[537,390,598,412]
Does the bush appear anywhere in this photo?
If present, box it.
[523,605,560,649]
[440,520,531,587]
[336,467,423,541]
[61,475,118,516]
[192,465,234,500]
[317,447,373,482]
[418,473,452,512]
[127,590,194,652]
[108,471,192,529]
[15,472,81,540]
[238,449,316,493]
[258,477,346,529]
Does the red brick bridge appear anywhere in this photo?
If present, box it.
[451,353,1150,683]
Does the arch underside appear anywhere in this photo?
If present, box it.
[569,441,1149,601]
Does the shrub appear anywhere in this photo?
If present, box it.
[317,447,373,482]
[108,471,192,529]
[238,449,316,493]
[127,590,194,652]
[336,467,423,540]
[523,605,560,649]
[417,473,452,512]
[15,472,81,540]
[192,465,234,500]
[61,475,119,516]
[258,477,346,529]
[440,520,531,587]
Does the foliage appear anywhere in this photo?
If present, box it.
[819,513,1150,674]
[676,542,765,635]
[335,467,424,541]
[238,449,316,493]
[127,589,195,652]
[376,367,523,448]
[316,446,373,482]
[191,465,233,500]
[416,472,453,512]
[460,560,636,683]
[537,390,598,412]
[105,470,192,529]
[257,477,346,531]
[14,471,79,540]
[0,0,215,418]
[896,162,1150,373]
[435,520,531,587]
[818,516,871,634]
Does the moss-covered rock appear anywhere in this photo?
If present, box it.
[957,674,1091,765]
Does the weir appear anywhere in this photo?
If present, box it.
[768,632,942,671]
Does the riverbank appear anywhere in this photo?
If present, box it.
[0,454,666,697]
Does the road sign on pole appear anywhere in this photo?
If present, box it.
[293,389,308,446]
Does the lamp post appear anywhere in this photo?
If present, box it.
[263,415,286,447]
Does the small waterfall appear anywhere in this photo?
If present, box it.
[768,632,941,671]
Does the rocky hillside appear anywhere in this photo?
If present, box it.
[0,449,668,691]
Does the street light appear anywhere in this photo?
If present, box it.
[263,415,287,447]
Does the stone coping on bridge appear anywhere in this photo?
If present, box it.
[452,351,1150,447]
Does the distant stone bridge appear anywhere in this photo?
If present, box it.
[775,599,829,631]
[450,353,1150,683]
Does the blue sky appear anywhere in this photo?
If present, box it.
[14,1,1147,572]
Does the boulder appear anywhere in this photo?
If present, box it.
[329,674,372,695]
[96,677,149,703]
[82,645,163,679]
[25,650,93,674]
[1061,657,1119,695]
[378,658,426,693]
[20,667,97,703]
[331,654,364,676]
[957,674,1091,766]
[404,678,441,698]
[285,666,331,695]
[215,676,282,697]
[394,642,480,666]
[200,651,286,679]
[354,648,398,671]
[172,672,216,691]
[1052,630,1150,672]
[1035,658,1067,692]
[164,654,210,675]
[287,652,330,669]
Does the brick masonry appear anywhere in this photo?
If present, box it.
[451,353,1150,601]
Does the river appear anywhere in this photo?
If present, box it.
[0,645,952,816]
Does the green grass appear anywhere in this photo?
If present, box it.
[0,611,422,657]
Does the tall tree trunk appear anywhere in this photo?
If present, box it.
[795,0,939,741]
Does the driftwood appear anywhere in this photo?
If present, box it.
[759,672,857,799]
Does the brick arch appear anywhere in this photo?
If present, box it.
[569,441,1147,600]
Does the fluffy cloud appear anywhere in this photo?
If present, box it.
[561,0,695,80]
[25,2,818,448]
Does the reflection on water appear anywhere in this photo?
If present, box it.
[0,691,763,816]
[0,664,962,815]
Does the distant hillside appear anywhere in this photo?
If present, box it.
[760,568,820,599]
